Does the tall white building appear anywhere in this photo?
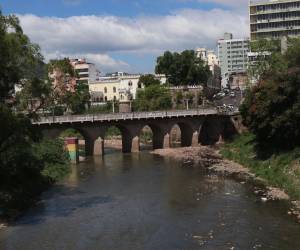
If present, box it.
[250,0,300,40]
[217,33,250,87]
[70,59,100,84]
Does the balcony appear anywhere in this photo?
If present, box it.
[251,7,300,15]
[251,16,300,24]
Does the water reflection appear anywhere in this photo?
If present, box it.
[1,152,300,250]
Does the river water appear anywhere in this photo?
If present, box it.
[1,150,300,250]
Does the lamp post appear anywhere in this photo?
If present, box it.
[184,99,189,110]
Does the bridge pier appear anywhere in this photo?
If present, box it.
[153,129,170,150]
[121,125,141,153]
[94,137,104,156]
[192,130,200,147]
[131,136,140,153]
[122,134,139,153]
[163,133,170,149]
[81,127,105,157]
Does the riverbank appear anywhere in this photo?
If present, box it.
[152,145,300,222]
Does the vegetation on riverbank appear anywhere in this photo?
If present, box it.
[0,10,70,220]
[0,107,70,218]
[220,133,300,199]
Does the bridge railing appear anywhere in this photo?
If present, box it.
[32,108,237,125]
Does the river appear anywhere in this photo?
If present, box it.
[1,150,300,250]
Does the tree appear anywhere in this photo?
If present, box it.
[133,85,172,111]
[63,81,90,114]
[248,39,284,83]
[155,50,211,86]
[240,38,300,151]
[16,77,52,115]
[0,10,43,101]
[47,58,90,114]
[138,74,160,88]
[0,104,46,212]
[0,11,70,216]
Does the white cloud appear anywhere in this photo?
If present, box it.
[18,8,249,72]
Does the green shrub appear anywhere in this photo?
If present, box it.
[220,133,300,199]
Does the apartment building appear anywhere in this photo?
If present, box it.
[250,0,300,40]
[70,58,100,84]
[217,33,250,87]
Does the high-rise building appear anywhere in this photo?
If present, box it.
[70,59,100,84]
[250,0,300,40]
[217,33,250,87]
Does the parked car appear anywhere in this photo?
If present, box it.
[227,104,234,110]
[223,88,230,94]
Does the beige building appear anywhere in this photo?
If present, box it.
[196,48,219,73]
[89,74,167,104]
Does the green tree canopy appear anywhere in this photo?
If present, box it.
[47,58,90,114]
[155,50,211,86]
[241,38,300,151]
[133,85,172,111]
[0,10,43,100]
[0,11,70,216]
[138,74,161,88]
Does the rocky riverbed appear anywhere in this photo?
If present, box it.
[152,146,300,222]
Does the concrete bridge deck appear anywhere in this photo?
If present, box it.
[33,108,235,125]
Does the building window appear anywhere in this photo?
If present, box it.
[113,96,116,101]
[113,87,116,93]
[128,81,133,87]
[104,87,107,93]
[105,96,107,102]
[79,74,89,78]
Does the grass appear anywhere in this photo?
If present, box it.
[220,133,300,199]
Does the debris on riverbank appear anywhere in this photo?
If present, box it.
[152,146,300,222]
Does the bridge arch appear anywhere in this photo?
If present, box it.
[169,120,201,148]
[198,118,225,145]
[138,122,170,150]
[139,125,154,151]
[41,126,97,157]
[103,126,122,154]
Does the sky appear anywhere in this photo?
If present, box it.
[1,0,250,74]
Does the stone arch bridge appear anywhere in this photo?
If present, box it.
[32,109,240,156]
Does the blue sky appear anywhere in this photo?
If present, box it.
[1,0,249,73]
[2,0,226,17]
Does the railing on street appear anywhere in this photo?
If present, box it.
[32,108,237,125]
